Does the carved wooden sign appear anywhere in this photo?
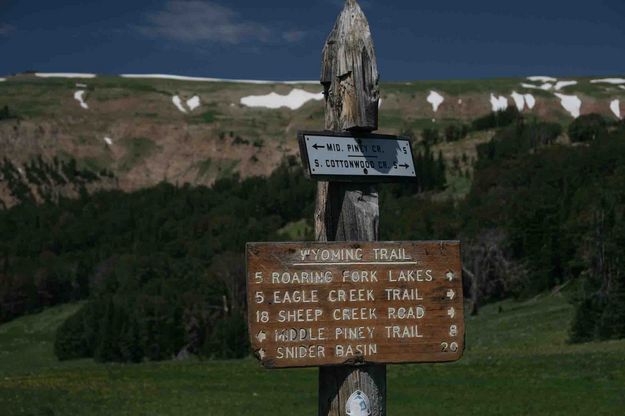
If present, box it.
[246,241,464,369]
[298,131,416,182]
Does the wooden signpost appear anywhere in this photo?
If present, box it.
[246,1,464,415]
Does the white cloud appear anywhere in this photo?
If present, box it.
[282,30,307,43]
[0,23,14,35]
[138,1,271,44]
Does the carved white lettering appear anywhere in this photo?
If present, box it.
[300,248,364,262]
[387,269,433,282]
[342,270,378,283]
[387,306,425,320]
[274,327,327,342]
[332,307,377,321]
[271,271,333,284]
[335,343,378,357]
[277,345,325,359]
[384,288,423,301]
[328,289,374,302]
[273,290,318,304]
[384,325,423,338]
[278,308,323,322]
[334,326,376,340]
[373,248,411,260]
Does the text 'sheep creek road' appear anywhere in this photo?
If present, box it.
[247,242,464,368]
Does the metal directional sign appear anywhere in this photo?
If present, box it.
[298,131,416,182]
[246,241,464,369]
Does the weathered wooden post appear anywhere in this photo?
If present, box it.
[317,1,385,415]
[246,2,464,415]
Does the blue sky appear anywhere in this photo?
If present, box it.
[1,0,624,81]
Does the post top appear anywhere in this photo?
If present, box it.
[321,0,379,131]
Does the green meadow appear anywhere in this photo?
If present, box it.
[1,292,624,415]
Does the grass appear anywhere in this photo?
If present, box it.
[190,109,219,124]
[278,218,313,240]
[0,293,624,415]
[216,160,239,180]
[194,159,213,181]
[0,303,84,375]
[439,173,472,200]
[77,156,113,174]
[199,110,216,123]
[190,159,239,183]
[118,137,160,172]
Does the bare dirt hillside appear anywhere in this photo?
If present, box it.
[0,74,623,207]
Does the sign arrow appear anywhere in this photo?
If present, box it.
[256,331,267,343]
[446,289,455,300]
[312,143,324,150]
[257,348,266,360]
[399,163,409,169]
[447,307,456,319]
[446,271,455,282]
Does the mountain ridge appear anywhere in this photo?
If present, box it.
[0,73,623,207]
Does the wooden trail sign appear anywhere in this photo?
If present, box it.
[298,131,416,182]
[246,241,464,369]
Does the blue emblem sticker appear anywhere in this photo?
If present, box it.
[346,390,371,416]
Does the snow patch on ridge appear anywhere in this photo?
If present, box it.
[528,76,557,83]
[36,73,96,79]
[121,74,318,85]
[590,78,625,85]
[510,91,525,111]
[186,96,201,111]
[172,96,187,113]
[610,100,621,119]
[554,93,581,118]
[555,80,577,90]
[171,95,201,113]
[490,94,508,112]
[104,137,113,146]
[524,94,536,110]
[240,89,324,110]
[0,78,5,82]
[521,83,553,91]
[74,90,88,109]
[427,91,444,112]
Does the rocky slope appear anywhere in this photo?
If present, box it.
[0,73,623,207]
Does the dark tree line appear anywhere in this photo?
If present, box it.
[3,111,625,363]
[463,116,625,340]
[387,114,625,341]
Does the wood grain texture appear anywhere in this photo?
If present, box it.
[316,0,380,243]
[317,2,383,414]
[246,241,465,369]
[321,0,379,131]
[315,183,379,242]
[319,365,386,416]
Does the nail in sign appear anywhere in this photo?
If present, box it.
[246,241,464,368]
